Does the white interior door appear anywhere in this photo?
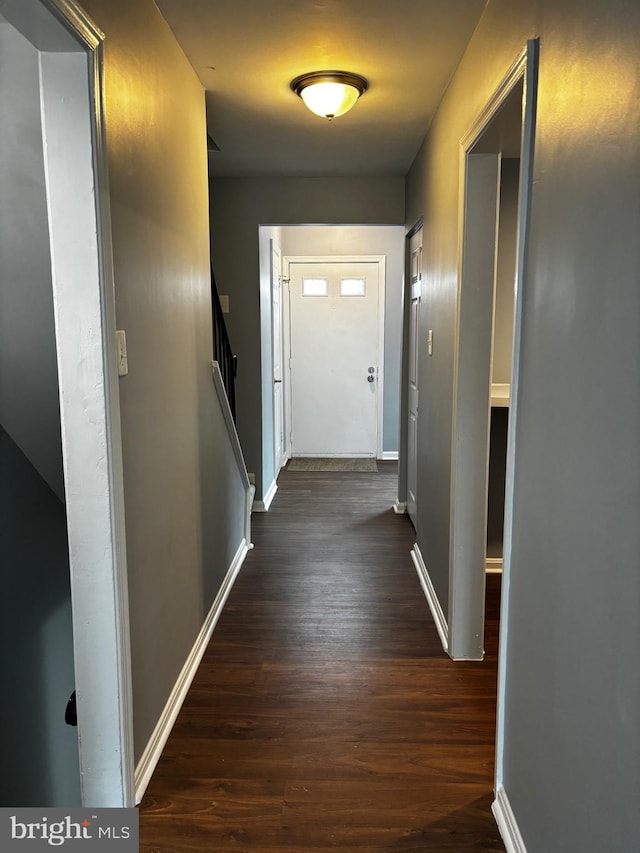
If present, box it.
[272,245,285,472]
[407,231,422,528]
[288,260,381,457]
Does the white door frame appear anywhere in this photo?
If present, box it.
[447,39,539,818]
[406,230,422,528]
[448,40,539,668]
[493,38,539,807]
[9,0,135,806]
[283,254,386,459]
[449,148,501,662]
[271,242,285,472]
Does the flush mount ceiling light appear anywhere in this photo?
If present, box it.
[290,70,368,120]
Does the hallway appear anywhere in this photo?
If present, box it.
[140,464,504,852]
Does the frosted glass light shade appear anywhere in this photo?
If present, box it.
[300,82,360,119]
[291,71,368,120]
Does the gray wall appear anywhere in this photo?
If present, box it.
[405,0,640,848]
[210,176,405,499]
[0,428,80,806]
[79,0,248,764]
[0,22,64,499]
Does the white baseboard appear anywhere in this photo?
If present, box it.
[393,500,407,514]
[381,451,399,460]
[492,786,527,853]
[252,478,277,512]
[134,537,250,803]
[486,557,503,573]
[410,543,449,653]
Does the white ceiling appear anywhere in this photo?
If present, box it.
[155,0,487,177]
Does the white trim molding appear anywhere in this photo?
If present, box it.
[45,0,105,49]
[381,451,399,461]
[449,40,539,666]
[18,0,136,806]
[495,38,540,792]
[253,478,277,512]
[134,538,250,803]
[410,544,449,653]
[492,786,527,853]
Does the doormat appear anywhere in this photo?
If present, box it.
[287,457,378,472]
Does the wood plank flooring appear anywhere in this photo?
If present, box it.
[140,463,504,852]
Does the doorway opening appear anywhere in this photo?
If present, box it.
[257,225,404,508]
[448,41,538,668]
[0,0,133,806]
[432,39,540,844]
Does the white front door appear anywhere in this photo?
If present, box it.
[272,245,285,472]
[407,230,422,528]
[288,260,381,457]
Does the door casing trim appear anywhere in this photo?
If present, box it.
[33,0,134,806]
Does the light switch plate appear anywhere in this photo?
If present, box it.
[116,330,129,376]
[219,294,230,314]
[427,329,434,356]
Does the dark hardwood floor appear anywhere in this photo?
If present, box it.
[140,463,504,852]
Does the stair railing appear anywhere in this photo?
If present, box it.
[211,268,237,421]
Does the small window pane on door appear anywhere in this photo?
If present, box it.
[302,278,328,297]
[340,277,366,296]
